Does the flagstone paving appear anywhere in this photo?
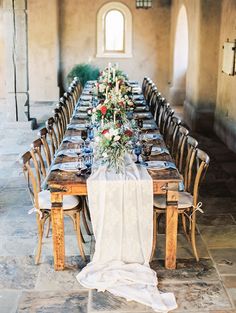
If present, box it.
[0,105,236,312]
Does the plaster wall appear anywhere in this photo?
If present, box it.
[28,0,59,102]
[0,4,6,100]
[60,0,171,94]
[214,0,236,152]
[169,0,221,132]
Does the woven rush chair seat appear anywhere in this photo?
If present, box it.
[153,192,193,210]
[38,190,79,210]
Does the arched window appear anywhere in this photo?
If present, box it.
[105,10,124,52]
[97,2,132,58]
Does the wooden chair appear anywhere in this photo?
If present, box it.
[157,101,169,133]
[162,106,175,140]
[20,150,86,264]
[142,76,149,94]
[46,117,60,156]
[63,92,74,117]
[53,112,64,144]
[165,116,181,156]
[68,86,77,109]
[59,97,70,126]
[54,106,67,136]
[151,148,210,261]
[175,126,189,173]
[38,127,53,167]
[72,77,82,100]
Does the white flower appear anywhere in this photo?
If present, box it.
[92,108,96,113]
[114,135,120,142]
[109,128,119,137]
[102,152,108,158]
[87,109,92,114]
[104,132,112,140]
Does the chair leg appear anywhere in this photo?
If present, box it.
[45,216,51,238]
[35,215,45,265]
[181,213,190,242]
[82,207,92,236]
[190,212,199,261]
[150,210,157,261]
[75,212,86,261]
[84,196,91,221]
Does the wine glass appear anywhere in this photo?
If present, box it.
[141,143,153,161]
[137,118,143,129]
[81,129,88,147]
[88,128,94,141]
[134,144,142,164]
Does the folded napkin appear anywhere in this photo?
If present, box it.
[67,124,87,130]
[134,100,146,105]
[73,113,89,119]
[63,136,82,143]
[134,106,149,112]
[51,162,79,172]
[76,106,89,112]
[151,147,169,155]
[132,87,142,94]
[80,95,92,101]
[56,149,81,158]
[133,95,144,101]
[145,161,176,170]
[78,101,91,107]
[134,112,153,119]
[142,122,158,130]
[128,80,139,85]
[142,133,162,141]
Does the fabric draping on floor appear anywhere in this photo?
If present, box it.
[77,155,177,313]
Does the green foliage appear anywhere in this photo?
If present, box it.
[67,63,100,87]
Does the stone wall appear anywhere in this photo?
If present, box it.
[28,0,59,102]
[169,0,221,133]
[0,2,6,101]
[214,0,236,152]
[60,0,171,93]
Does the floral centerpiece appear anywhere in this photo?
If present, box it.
[91,89,135,125]
[95,122,134,173]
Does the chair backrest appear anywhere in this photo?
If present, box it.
[142,76,149,93]
[146,83,156,105]
[144,81,154,103]
[68,86,77,109]
[166,116,181,154]
[20,150,45,210]
[63,92,73,118]
[187,148,210,206]
[72,77,82,99]
[59,97,70,125]
[31,138,49,172]
[183,136,198,188]
[175,126,189,172]
[143,79,152,100]
[55,105,67,135]
[46,117,59,156]
[162,107,175,139]
[149,89,158,119]
[158,101,169,133]
[53,112,63,144]
[38,127,52,166]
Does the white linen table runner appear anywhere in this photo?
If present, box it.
[77,156,177,312]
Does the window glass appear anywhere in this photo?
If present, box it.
[105,10,124,52]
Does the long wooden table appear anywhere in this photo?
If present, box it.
[46,84,182,270]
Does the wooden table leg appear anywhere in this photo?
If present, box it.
[165,182,179,269]
[51,192,65,271]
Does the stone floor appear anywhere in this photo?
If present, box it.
[0,103,236,313]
